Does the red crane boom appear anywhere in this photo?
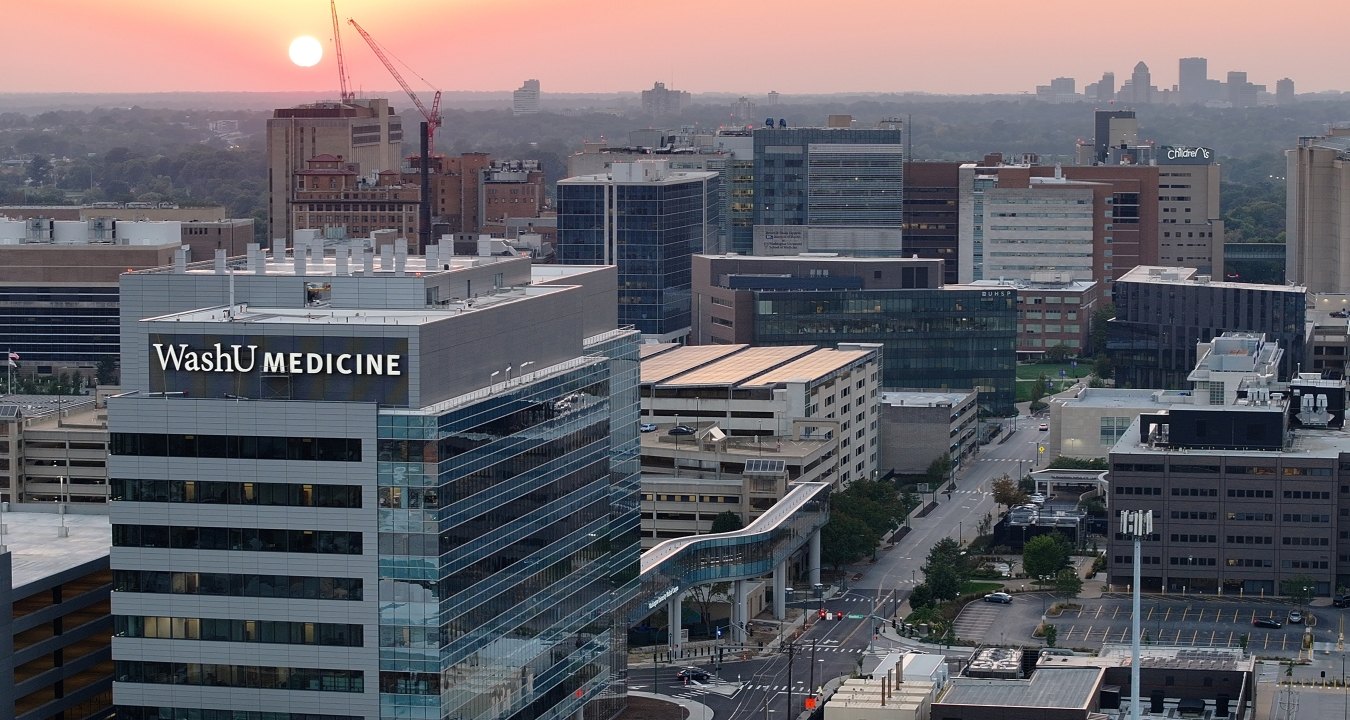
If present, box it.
[330,1,354,103]
[348,18,442,149]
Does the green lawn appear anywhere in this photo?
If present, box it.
[960,580,1005,595]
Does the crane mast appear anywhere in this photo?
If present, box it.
[347,18,442,149]
[330,1,354,103]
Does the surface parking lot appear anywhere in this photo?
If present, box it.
[1047,600,1334,654]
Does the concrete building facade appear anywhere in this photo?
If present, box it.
[1287,128,1350,294]
[877,390,979,476]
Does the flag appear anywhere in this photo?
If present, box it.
[6,351,17,369]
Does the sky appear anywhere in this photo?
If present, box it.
[6,0,1344,97]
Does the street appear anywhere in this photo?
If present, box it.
[639,416,1046,719]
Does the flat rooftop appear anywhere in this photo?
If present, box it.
[131,249,521,278]
[2,510,111,589]
[145,285,573,327]
[1118,265,1305,293]
[642,344,874,387]
[939,667,1103,710]
[880,390,976,407]
[1057,387,1191,409]
[0,394,97,421]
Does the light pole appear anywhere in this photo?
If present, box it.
[489,370,500,389]
[1121,509,1153,720]
[518,360,534,384]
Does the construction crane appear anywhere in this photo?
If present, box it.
[348,18,442,149]
[330,1,354,103]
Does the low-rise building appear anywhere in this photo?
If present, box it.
[969,278,1102,360]
[878,390,978,476]
[1,509,113,720]
[1048,387,1191,460]
[826,652,947,720]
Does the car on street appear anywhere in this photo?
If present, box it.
[639,423,657,433]
[1287,610,1304,624]
[676,667,711,683]
[984,592,1013,604]
[667,425,696,436]
[1252,617,1282,629]
[1335,595,1350,608]
[1038,422,1049,431]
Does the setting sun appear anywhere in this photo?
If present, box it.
[288,35,323,67]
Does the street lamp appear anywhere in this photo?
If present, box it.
[518,360,535,383]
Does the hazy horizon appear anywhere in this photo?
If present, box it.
[10,1,1343,96]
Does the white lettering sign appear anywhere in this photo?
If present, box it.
[1165,146,1212,161]
[153,343,402,376]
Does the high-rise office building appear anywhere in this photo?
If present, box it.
[1093,110,1139,164]
[751,119,904,237]
[1156,146,1224,274]
[1287,128,1350,294]
[1276,78,1296,106]
[557,160,720,342]
[266,99,404,246]
[692,254,1017,415]
[1106,266,1306,389]
[1128,61,1154,104]
[1178,57,1208,103]
[512,79,541,115]
[902,162,963,284]
[1095,72,1116,103]
[108,245,640,720]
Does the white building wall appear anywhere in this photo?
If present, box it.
[981,187,1095,282]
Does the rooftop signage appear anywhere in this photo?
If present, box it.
[1158,146,1215,165]
[148,333,409,405]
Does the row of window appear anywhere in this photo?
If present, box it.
[1114,463,1336,476]
[110,433,362,462]
[1285,491,1332,500]
[1170,557,1217,566]
[1170,534,1216,543]
[112,479,362,508]
[1120,487,1332,500]
[115,615,362,647]
[117,709,360,720]
[112,525,362,555]
[1173,488,1218,497]
[113,571,362,601]
[114,662,363,693]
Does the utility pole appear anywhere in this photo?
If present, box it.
[786,642,795,720]
[1121,509,1152,720]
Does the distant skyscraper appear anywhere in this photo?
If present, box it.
[1178,57,1208,103]
[266,99,404,247]
[1227,71,1259,107]
[512,78,541,115]
[1129,61,1154,104]
[557,160,720,341]
[1096,72,1116,102]
[1276,77,1296,105]
[1287,128,1350,293]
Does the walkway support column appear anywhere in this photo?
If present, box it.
[668,591,684,652]
[732,580,748,645]
[773,560,787,620]
[809,530,821,588]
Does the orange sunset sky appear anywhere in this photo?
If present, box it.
[6,0,1343,96]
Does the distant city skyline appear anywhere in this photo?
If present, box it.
[9,1,1345,96]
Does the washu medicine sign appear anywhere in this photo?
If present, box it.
[148,333,410,405]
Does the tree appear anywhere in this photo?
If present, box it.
[991,475,1027,511]
[926,455,953,489]
[1282,576,1316,606]
[1043,624,1058,648]
[908,583,935,609]
[96,357,118,386]
[1088,303,1115,355]
[821,514,876,569]
[684,582,729,637]
[1044,344,1074,363]
[25,154,51,186]
[1030,374,1048,406]
[1023,534,1071,584]
[922,537,968,602]
[1093,354,1113,381]
[1054,568,1083,598]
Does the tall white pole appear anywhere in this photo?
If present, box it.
[1123,509,1151,720]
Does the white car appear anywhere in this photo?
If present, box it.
[1028,493,1046,505]
[1038,422,1049,431]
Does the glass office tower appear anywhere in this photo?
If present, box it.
[109,248,639,720]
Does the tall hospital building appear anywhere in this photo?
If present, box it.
[107,243,640,720]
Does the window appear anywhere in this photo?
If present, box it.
[1100,417,1131,446]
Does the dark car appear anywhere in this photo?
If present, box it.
[667,425,696,436]
[984,592,1013,604]
[1252,617,1283,629]
[676,667,711,683]
[1335,595,1350,608]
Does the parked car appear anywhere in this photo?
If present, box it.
[1252,617,1282,629]
[1334,595,1350,608]
[667,425,696,436]
[1287,610,1305,624]
[676,667,711,683]
[984,592,1013,604]
[1028,493,1047,505]
[639,423,658,433]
